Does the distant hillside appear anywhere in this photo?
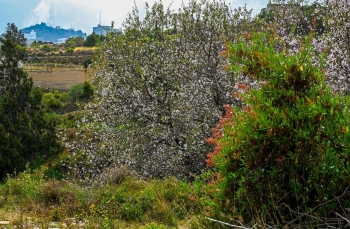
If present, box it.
[21,22,87,43]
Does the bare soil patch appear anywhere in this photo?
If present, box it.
[28,69,93,90]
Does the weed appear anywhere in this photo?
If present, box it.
[0,173,202,227]
[4,166,45,203]
[143,222,167,229]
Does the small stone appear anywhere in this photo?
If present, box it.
[0,221,10,225]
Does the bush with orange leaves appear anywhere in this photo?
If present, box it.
[204,32,350,226]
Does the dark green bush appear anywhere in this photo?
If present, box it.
[83,58,93,69]
[68,81,94,102]
[0,24,61,179]
[84,32,100,47]
[82,81,94,99]
[205,32,350,225]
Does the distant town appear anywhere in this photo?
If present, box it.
[21,22,119,44]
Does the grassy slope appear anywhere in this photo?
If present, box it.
[0,167,205,228]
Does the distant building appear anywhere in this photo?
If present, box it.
[21,22,87,43]
[93,24,119,36]
[24,30,36,40]
[58,38,69,43]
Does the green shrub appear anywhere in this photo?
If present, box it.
[43,112,62,127]
[45,158,69,180]
[205,32,350,225]
[83,58,93,69]
[82,81,94,99]
[42,92,60,108]
[66,46,75,53]
[41,44,51,52]
[84,32,100,47]
[4,166,45,202]
[68,81,94,102]
[41,179,81,206]
[42,90,68,110]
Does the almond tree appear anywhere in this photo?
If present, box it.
[262,0,350,93]
[62,0,254,180]
[313,0,350,93]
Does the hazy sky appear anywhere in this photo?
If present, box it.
[0,0,268,35]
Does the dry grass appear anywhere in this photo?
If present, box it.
[74,47,97,52]
[25,69,93,90]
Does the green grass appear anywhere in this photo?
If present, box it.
[0,166,204,228]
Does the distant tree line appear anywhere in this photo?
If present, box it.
[21,22,86,43]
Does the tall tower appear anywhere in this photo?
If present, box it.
[99,12,102,26]
[49,0,55,27]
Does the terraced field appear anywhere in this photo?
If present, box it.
[27,69,93,90]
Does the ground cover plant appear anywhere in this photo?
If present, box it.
[0,166,203,228]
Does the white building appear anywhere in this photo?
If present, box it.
[93,24,119,36]
[24,30,36,40]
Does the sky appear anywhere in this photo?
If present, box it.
[0,0,268,35]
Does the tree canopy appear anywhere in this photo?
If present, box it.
[0,23,61,179]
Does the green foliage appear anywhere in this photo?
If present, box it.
[41,44,51,52]
[84,32,100,47]
[84,177,200,226]
[44,155,70,180]
[30,40,38,48]
[64,36,84,47]
[83,57,93,69]
[0,168,202,227]
[257,7,275,23]
[143,222,167,229]
[1,23,27,59]
[4,166,45,202]
[42,90,66,109]
[68,81,94,102]
[65,46,75,53]
[205,32,350,224]
[74,36,85,46]
[0,124,24,179]
[0,23,61,179]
